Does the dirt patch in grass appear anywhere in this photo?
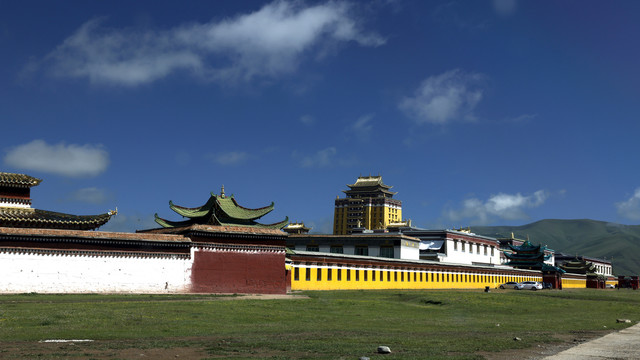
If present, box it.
[478,330,612,360]
[0,338,316,359]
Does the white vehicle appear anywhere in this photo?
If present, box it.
[517,281,543,290]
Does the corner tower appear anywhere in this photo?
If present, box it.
[333,175,402,235]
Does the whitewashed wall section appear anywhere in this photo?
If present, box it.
[0,249,193,293]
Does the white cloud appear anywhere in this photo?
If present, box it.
[399,69,485,125]
[493,0,517,17]
[66,187,111,205]
[207,151,249,166]
[616,188,640,221]
[38,1,384,86]
[445,190,548,225]
[298,147,337,168]
[3,140,109,177]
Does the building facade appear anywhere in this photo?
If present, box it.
[333,175,402,235]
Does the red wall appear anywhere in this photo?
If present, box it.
[190,248,287,294]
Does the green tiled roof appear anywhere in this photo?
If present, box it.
[216,195,274,220]
[155,191,286,230]
[0,172,42,187]
[0,207,115,230]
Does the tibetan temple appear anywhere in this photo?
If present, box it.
[503,239,565,288]
[0,172,115,230]
[0,170,623,294]
[559,256,607,289]
[154,186,288,229]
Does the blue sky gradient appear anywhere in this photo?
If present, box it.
[2,0,639,233]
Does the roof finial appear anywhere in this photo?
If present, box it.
[221,185,225,198]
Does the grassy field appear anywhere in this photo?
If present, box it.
[0,289,639,359]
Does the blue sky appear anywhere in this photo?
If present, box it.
[2,0,640,233]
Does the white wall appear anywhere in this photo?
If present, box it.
[0,251,192,293]
[444,239,501,266]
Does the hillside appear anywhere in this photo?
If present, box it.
[472,219,640,276]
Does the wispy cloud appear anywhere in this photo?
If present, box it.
[296,147,337,168]
[3,140,109,177]
[445,190,548,225]
[33,1,384,86]
[505,113,537,124]
[349,114,374,142]
[493,0,517,17]
[399,69,486,125]
[65,187,112,205]
[616,188,640,221]
[207,151,250,166]
[300,114,315,126]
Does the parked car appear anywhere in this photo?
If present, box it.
[517,281,543,290]
[606,283,615,289]
[499,281,519,289]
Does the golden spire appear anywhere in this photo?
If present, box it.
[221,185,225,198]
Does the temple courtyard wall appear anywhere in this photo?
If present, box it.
[0,226,289,295]
[0,251,192,293]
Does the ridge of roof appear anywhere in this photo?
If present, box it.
[0,172,42,187]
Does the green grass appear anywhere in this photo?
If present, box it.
[0,289,639,359]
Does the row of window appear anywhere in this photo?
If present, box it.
[293,266,537,284]
[452,240,495,256]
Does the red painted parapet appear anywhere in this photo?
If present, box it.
[543,272,562,289]
[190,244,287,294]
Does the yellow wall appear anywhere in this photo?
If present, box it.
[561,277,587,289]
[291,264,542,291]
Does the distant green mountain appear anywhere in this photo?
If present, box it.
[472,219,640,276]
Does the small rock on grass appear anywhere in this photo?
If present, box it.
[513,337,521,341]
[616,319,631,323]
[377,346,392,354]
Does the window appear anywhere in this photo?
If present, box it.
[380,246,394,258]
[468,244,473,253]
[394,271,398,282]
[401,271,404,282]
[356,269,360,281]
[491,247,495,256]
[420,272,423,282]
[453,241,458,251]
[327,267,332,281]
[317,267,322,281]
[484,245,488,256]
[294,267,299,281]
[337,266,342,281]
[387,270,391,282]
[372,269,376,281]
[306,245,319,252]
[305,267,310,281]
[476,244,480,254]
[461,242,465,252]
[347,269,351,281]
[330,245,343,254]
[414,272,417,282]
[364,270,368,281]
[355,245,369,256]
